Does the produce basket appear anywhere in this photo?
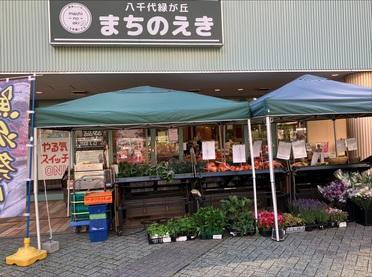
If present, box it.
[328,156,348,165]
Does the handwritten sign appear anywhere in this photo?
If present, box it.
[276,142,291,160]
[336,139,346,155]
[202,141,216,160]
[38,137,70,180]
[168,128,178,143]
[252,141,262,158]
[292,140,307,159]
[346,138,358,151]
[232,144,246,163]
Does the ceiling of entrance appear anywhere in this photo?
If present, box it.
[1,71,353,102]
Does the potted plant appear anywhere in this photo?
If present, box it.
[314,209,330,229]
[283,213,305,233]
[147,223,170,244]
[221,196,255,236]
[193,207,225,239]
[257,210,285,240]
[289,198,328,231]
[326,207,348,228]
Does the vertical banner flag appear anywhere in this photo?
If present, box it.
[0,78,31,218]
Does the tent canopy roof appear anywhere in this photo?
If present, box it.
[36,86,250,128]
[250,74,372,120]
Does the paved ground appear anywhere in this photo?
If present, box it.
[1,223,372,277]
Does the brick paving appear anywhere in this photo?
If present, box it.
[1,223,372,276]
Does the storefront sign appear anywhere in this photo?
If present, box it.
[38,137,70,180]
[75,130,106,148]
[49,0,223,46]
[0,79,31,218]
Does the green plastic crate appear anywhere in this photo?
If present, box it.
[89,213,107,220]
[71,192,85,202]
[71,204,88,213]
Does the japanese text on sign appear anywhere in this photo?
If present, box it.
[0,79,31,218]
[49,0,223,46]
[38,137,70,180]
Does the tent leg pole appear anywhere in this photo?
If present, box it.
[266,117,280,242]
[67,132,72,217]
[33,128,41,249]
[247,119,258,221]
[333,119,338,157]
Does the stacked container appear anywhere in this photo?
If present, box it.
[88,204,109,242]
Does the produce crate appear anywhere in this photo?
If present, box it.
[71,192,85,202]
[89,230,108,242]
[84,191,112,205]
[88,204,107,214]
[89,219,108,231]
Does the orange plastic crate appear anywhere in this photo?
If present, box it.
[84,191,112,205]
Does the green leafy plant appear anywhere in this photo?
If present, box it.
[221,196,255,235]
[147,223,169,238]
[193,207,225,236]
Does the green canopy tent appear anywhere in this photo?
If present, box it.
[34,86,266,242]
[250,75,372,239]
[36,86,251,128]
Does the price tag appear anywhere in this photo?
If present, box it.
[252,140,262,158]
[212,234,222,240]
[292,140,307,159]
[276,142,291,160]
[202,141,216,160]
[346,138,357,151]
[232,144,246,163]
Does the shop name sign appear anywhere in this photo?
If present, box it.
[49,0,223,46]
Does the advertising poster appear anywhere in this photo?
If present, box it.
[0,78,31,218]
[38,131,70,180]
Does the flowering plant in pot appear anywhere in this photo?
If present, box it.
[193,207,225,239]
[283,213,305,233]
[318,180,349,206]
[257,210,284,239]
[221,196,255,236]
[345,171,372,225]
[326,207,348,227]
[289,198,328,230]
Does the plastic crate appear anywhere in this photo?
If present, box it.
[89,219,108,231]
[89,230,108,242]
[88,204,107,214]
[84,191,112,205]
[71,192,85,202]
[89,213,107,220]
[71,204,89,213]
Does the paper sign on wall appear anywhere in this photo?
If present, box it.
[252,141,262,158]
[232,144,246,163]
[346,138,358,151]
[336,139,346,155]
[202,141,216,160]
[276,142,292,160]
[292,140,307,159]
[168,128,178,143]
[311,152,320,166]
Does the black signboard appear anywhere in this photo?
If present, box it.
[49,0,223,46]
[75,130,107,148]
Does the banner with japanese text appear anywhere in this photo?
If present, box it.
[49,0,223,46]
[38,131,70,180]
[0,78,31,218]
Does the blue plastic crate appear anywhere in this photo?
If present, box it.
[89,230,108,242]
[89,219,108,231]
[88,204,107,214]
